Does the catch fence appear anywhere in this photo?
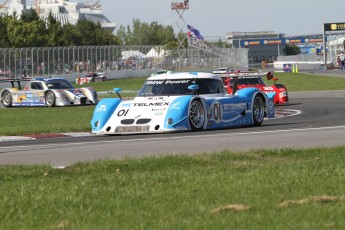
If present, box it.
[0,45,248,79]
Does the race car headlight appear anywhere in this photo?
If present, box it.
[280,91,288,97]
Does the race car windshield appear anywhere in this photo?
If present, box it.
[235,77,265,85]
[46,80,74,89]
[138,79,193,96]
[223,77,265,85]
[137,78,224,96]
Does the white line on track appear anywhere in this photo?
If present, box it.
[1,125,345,150]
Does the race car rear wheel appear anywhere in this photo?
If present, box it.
[45,91,56,107]
[2,90,12,108]
[189,100,205,131]
[253,94,265,126]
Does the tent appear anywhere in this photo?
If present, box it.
[146,48,160,58]
[121,50,146,60]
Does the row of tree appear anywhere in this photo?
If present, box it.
[0,9,180,48]
[0,9,299,55]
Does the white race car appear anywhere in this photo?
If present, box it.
[0,78,98,107]
[212,67,233,74]
[91,72,275,134]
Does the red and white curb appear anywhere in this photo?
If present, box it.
[0,132,93,142]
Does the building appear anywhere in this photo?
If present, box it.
[0,0,116,32]
[227,31,285,64]
[227,31,325,65]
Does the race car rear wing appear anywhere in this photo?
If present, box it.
[219,71,278,82]
[0,77,31,89]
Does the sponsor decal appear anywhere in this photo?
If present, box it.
[211,101,222,124]
[148,97,165,101]
[223,103,247,111]
[165,80,191,84]
[146,80,191,85]
[117,109,129,117]
[146,80,165,85]
[134,102,170,107]
[121,103,132,108]
[263,87,274,90]
[152,108,166,111]
[170,102,180,109]
[95,104,107,112]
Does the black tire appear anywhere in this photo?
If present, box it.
[189,100,205,131]
[253,94,265,126]
[2,90,12,108]
[45,91,56,107]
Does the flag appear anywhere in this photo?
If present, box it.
[187,24,204,40]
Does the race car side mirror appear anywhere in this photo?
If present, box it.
[188,84,199,95]
[113,88,122,100]
[266,71,274,80]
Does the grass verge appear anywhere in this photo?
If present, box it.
[263,72,345,91]
[0,106,94,135]
[1,147,345,229]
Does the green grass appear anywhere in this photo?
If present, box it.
[1,147,345,229]
[74,77,147,92]
[264,72,345,91]
[0,106,94,135]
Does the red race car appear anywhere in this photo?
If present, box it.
[219,71,288,105]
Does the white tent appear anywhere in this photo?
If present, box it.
[146,48,160,58]
[121,50,146,59]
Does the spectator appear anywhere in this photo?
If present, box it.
[340,53,345,70]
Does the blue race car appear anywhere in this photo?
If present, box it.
[91,72,275,134]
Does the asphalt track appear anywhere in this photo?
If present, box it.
[0,91,345,167]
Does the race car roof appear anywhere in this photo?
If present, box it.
[147,72,221,81]
[34,77,66,82]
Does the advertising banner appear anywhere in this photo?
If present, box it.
[324,23,345,31]
[240,36,323,47]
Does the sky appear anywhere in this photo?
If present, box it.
[26,0,345,39]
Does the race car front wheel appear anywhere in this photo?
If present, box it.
[45,91,56,107]
[253,94,265,126]
[2,90,12,108]
[189,100,205,131]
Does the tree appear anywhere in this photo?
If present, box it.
[0,16,11,47]
[46,12,64,46]
[117,19,177,46]
[116,25,127,45]
[6,17,48,47]
[74,20,120,46]
[20,9,40,23]
[284,44,300,56]
[60,24,81,46]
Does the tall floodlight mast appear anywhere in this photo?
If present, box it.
[171,0,189,67]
